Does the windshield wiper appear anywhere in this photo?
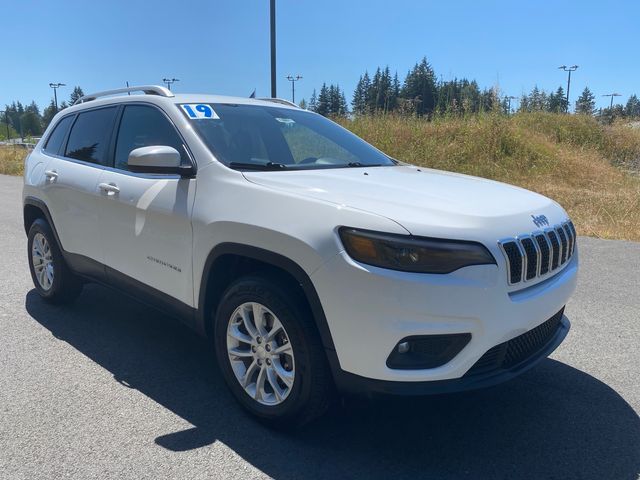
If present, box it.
[347,162,388,168]
[229,161,288,171]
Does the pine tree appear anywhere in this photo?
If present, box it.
[361,71,372,114]
[625,94,640,118]
[42,100,57,128]
[401,57,437,116]
[352,75,366,114]
[69,86,85,106]
[298,98,307,110]
[316,84,330,116]
[308,89,318,112]
[575,87,596,115]
[20,111,42,137]
[548,86,567,113]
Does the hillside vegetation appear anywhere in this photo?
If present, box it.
[338,112,640,241]
[2,113,639,240]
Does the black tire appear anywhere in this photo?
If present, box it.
[214,274,334,428]
[27,218,83,304]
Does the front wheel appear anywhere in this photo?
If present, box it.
[214,275,333,428]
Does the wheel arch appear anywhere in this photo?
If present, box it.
[23,197,62,247]
[197,243,336,353]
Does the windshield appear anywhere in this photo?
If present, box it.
[179,103,396,170]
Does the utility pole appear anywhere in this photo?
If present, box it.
[558,65,578,113]
[270,0,277,98]
[49,83,66,113]
[286,75,302,103]
[602,93,622,109]
[162,78,179,91]
[505,95,517,114]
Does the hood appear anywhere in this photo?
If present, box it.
[243,165,566,239]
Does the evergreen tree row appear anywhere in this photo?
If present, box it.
[306,56,640,121]
[1,86,84,140]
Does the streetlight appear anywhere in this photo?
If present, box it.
[270,0,277,98]
[504,95,518,114]
[285,75,302,103]
[49,83,66,113]
[602,93,622,109]
[558,65,578,113]
[162,78,179,90]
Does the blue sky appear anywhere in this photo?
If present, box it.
[3,0,639,111]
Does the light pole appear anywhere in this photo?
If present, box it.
[505,95,517,114]
[49,83,66,113]
[270,0,277,98]
[286,75,302,103]
[162,78,179,91]
[602,93,622,109]
[558,65,578,113]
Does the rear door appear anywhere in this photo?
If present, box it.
[42,106,118,267]
[97,104,196,306]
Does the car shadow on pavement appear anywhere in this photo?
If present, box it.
[26,285,640,480]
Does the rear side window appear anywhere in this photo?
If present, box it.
[114,105,189,171]
[65,107,117,165]
[43,116,74,155]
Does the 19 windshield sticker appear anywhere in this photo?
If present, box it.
[181,104,220,119]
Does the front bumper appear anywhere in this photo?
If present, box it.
[332,313,569,396]
[311,248,578,385]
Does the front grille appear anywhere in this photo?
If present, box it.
[464,309,564,377]
[499,220,576,285]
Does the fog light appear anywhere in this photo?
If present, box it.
[387,333,472,370]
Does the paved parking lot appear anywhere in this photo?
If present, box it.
[0,174,638,479]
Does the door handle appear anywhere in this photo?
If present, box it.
[98,182,120,195]
[44,170,58,182]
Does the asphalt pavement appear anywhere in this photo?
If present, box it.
[0,174,638,479]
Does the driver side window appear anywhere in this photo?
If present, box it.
[114,105,188,171]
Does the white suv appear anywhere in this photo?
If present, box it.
[23,85,578,426]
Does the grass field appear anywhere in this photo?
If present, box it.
[0,146,27,176]
[339,113,640,241]
[2,112,639,240]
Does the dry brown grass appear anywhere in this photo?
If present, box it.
[0,146,27,176]
[339,112,640,241]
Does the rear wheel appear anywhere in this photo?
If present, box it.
[27,218,83,304]
[214,274,333,427]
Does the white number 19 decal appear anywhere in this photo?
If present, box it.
[181,104,219,119]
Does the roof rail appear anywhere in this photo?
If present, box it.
[74,85,174,105]
[257,97,299,108]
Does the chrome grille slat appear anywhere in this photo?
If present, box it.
[498,220,576,285]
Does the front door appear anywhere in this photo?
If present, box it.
[97,104,196,307]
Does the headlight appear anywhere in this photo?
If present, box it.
[339,227,496,274]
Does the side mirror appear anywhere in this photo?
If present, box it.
[127,146,193,176]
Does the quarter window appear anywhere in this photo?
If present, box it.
[43,115,74,156]
[114,105,188,171]
[65,107,117,165]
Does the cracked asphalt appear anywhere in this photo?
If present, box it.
[0,174,638,479]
